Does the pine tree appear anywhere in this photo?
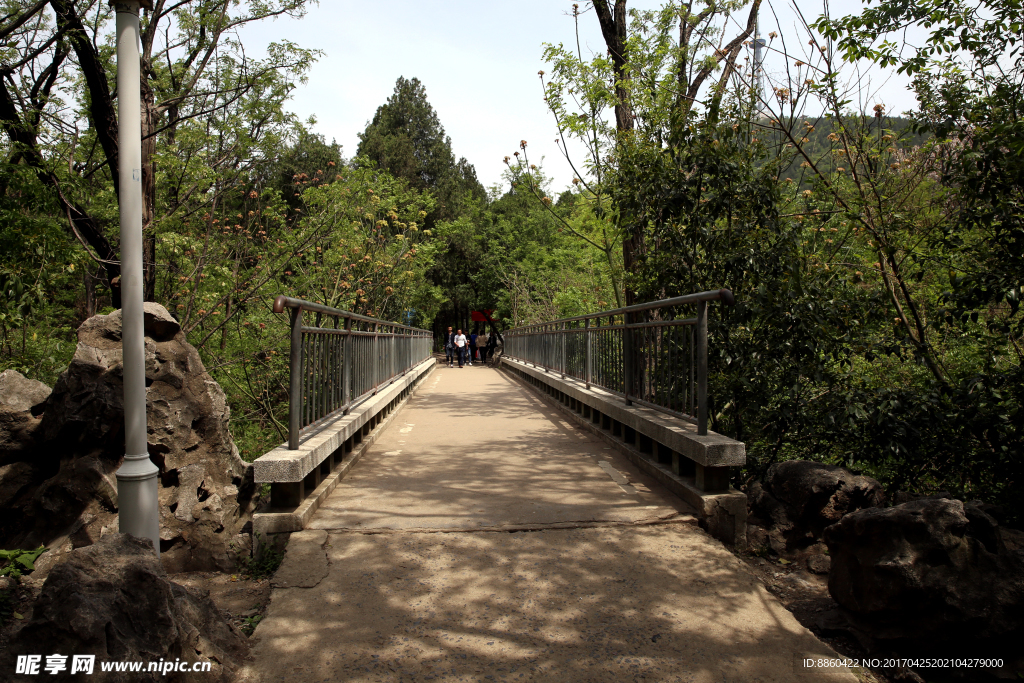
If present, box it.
[357,77,485,223]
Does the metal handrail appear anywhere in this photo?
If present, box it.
[273,296,432,449]
[502,289,734,435]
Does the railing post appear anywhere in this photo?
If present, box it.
[560,322,566,379]
[372,322,379,393]
[696,299,708,435]
[288,306,303,450]
[543,324,549,372]
[342,315,352,414]
[623,312,634,406]
[585,317,592,389]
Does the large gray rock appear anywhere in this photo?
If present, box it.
[0,369,50,457]
[2,534,246,682]
[0,369,50,412]
[824,498,1024,642]
[0,303,256,573]
[749,460,885,552]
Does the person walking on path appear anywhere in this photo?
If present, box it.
[476,330,489,363]
[443,326,456,367]
[486,331,501,363]
[468,330,479,366]
[454,329,467,368]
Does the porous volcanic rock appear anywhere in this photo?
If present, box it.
[748,460,885,552]
[0,304,256,573]
[2,534,245,682]
[824,498,1024,642]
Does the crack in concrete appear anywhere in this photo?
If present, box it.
[316,513,696,537]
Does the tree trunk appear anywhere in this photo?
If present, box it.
[142,86,158,301]
[593,0,639,305]
[84,265,97,319]
[592,0,634,136]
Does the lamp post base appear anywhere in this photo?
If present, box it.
[116,452,161,556]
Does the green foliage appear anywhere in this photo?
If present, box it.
[542,0,1023,525]
[2,0,1020,531]
[805,0,1024,522]
[815,0,1022,74]
[618,115,873,464]
[256,129,343,215]
[293,159,438,319]
[240,613,263,636]
[768,116,929,184]
[238,535,283,580]
[0,164,81,383]
[0,546,46,578]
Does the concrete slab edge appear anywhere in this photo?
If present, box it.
[317,516,698,535]
[500,363,747,548]
[500,357,745,468]
[252,362,437,540]
[254,357,436,483]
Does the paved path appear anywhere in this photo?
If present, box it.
[244,365,856,682]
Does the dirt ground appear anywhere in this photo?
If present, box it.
[169,571,273,638]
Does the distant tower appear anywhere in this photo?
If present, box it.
[752,19,766,106]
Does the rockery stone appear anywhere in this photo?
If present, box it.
[0,369,49,458]
[824,497,1024,642]
[749,460,885,552]
[0,304,256,573]
[2,534,245,682]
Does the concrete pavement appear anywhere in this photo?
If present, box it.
[243,365,858,682]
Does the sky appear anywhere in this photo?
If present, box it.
[238,0,921,195]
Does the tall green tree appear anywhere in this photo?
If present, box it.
[357,76,488,337]
[541,1,762,301]
[809,0,1024,521]
[357,77,485,225]
[0,0,318,304]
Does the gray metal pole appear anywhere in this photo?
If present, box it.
[112,0,159,557]
[288,307,302,449]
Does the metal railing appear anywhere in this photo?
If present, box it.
[503,289,735,435]
[273,296,432,449]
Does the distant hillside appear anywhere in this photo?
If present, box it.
[758,116,931,182]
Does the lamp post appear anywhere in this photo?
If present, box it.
[111,0,159,557]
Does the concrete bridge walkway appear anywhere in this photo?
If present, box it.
[243,365,856,682]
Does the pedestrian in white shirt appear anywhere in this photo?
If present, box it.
[454,329,468,368]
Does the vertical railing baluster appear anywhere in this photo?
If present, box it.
[303,333,308,430]
[690,325,695,418]
[288,307,302,450]
[343,316,352,414]
[373,323,379,393]
[560,322,566,379]
[318,331,324,422]
[623,312,632,405]
[585,318,592,389]
[696,300,708,435]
